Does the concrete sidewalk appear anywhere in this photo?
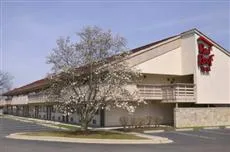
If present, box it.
[6,132,173,144]
[144,126,230,133]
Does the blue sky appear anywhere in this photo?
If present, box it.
[1,0,229,88]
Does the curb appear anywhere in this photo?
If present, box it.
[144,126,230,133]
[175,128,194,131]
[203,127,220,130]
[144,130,165,133]
[129,132,172,143]
[5,115,230,134]
[6,132,173,144]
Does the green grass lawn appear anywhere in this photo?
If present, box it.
[22,130,146,140]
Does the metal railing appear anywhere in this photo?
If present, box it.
[137,83,195,102]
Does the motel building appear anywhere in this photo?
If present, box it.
[0,29,230,128]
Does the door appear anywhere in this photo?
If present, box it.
[35,106,39,118]
[16,106,19,116]
[23,105,29,117]
[46,106,52,120]
[100,109,105,127]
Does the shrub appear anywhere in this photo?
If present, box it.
[219,126,226,129]
[154,116,163,128]
[130,117,138,128]
[145,116,154,126]
[119,116,129,129]
[136,117,145,128]
[3,111,8,114]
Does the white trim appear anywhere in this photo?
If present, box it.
[181,29,230,57]
[128,36,180,58]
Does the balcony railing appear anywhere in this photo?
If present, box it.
[0,100,4,106]
[0,97,12,106]
[28,93,47,104]
[137,83,195,102]
[11,96,28,105]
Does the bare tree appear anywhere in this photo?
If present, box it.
[47,26,144,131]
[0,71,12,95]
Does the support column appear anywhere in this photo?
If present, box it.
[175,103,179,108]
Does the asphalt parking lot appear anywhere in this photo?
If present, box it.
[147,128,230,145]
[0,116,230,152]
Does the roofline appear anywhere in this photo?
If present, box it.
[128,35,180,58]
[4,35,180,96]
[2,78,49,96]
[129,35,179,54]
[181,28,230,57]
[4,28,229,96]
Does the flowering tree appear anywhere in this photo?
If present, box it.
[0,71,12,95]
[46,26,143,131]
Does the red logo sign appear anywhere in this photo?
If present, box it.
[197,36,214,73]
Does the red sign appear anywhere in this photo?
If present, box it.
[197,36,214,73]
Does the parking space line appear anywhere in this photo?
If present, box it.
[171,131,216,140]
[200,130,230,136]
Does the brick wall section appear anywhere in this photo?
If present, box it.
[174,107,230,128]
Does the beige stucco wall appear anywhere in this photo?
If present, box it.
[131,32,229,104]
[104,102,174,126]
[135,47,183,75]
[194,34,230,104]
[141,74,193,84]
[2,30,230,128]
[128,37,181,68]
[181,33,196,75]
[174,107,230,127]
[131,34,197,76]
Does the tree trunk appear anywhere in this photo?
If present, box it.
[81,120,89,133]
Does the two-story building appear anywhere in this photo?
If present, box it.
[1,29,230,128]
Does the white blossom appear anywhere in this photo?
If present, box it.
[46,26,145,131]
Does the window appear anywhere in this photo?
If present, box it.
[43,106,46,112]
[92,119,96,124]
[39,106,42,112]
[77,108,81,115]
[62,116,65,122]
[70,117,74,122]
[95,109,99,115]
[52,106,55,112]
